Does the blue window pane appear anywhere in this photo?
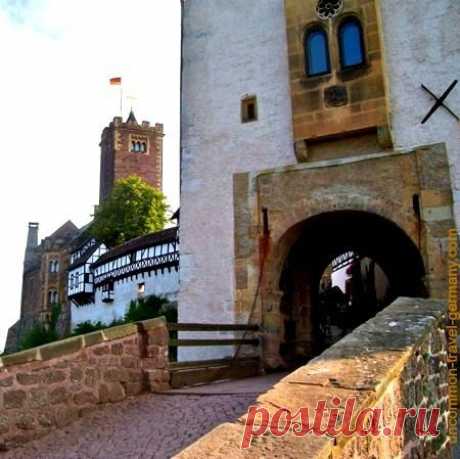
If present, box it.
[306,30,330,76]
[340,21,364,68]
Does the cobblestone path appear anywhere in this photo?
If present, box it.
[2,374,285,459]
[3,393,256,459]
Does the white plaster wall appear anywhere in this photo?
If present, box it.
[71,270,179,329]
[379,0,460,226]
[179,0,294,359]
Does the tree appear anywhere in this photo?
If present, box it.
[90,176,168,247]
[20,304,61,351]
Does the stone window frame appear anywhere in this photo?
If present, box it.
[241,95,258,123]
[48,289,59,306]
[300,10,369,84]
[129,135,150,154]
[49,259,59,273]
[304,24,332,78]
[337,15,367,72]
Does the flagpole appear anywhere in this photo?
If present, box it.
[120,85,123,117]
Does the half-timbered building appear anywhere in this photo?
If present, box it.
[69,227,179,329]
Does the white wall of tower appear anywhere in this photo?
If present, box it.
[378,0,460,227]
[179,0,295,355]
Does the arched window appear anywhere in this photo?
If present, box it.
[338,17,365,69]
[305,27,330,77]
[48,289,56,305]
[49,260,54,272]
[54,260,59,273]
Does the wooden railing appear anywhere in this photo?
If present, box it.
[168,323,259,348]
[167,323,261,388]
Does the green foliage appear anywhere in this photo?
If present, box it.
[90,176,169,247]
[72,318,125,336]
[71,296,175,338]
[72,321,107,335]
[18,296,176,352]
[20,304,61,351]
[124,295,169,323]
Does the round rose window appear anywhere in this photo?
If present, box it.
[316,0,343,20]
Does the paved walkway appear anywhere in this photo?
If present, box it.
[3,373,286,459]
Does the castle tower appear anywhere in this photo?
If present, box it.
[178,0,459,365]
[99,111,164,202]
[24,222,39,271]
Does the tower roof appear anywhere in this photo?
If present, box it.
[126,110,138,125]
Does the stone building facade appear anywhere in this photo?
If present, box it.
[99,111,164,202]
[178,0,459,364]
[5,221,79,353]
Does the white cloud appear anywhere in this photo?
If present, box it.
[0,0,181,350]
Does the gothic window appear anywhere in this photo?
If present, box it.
[305,27,331,77]
[49,260,59,273]
[48,289,58,305]
[338,17,365,69]
[241,96,258,123]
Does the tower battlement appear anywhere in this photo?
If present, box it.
[99,111,164,202]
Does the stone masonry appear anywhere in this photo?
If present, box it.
[0,317,169,450]
[99,114,164,202]
[177,297,454,458]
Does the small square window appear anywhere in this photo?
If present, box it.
[241,96,258,123]
[138,282,145,297]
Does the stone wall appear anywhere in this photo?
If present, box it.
[177,297,454,458]
[99,116,164,203]
[378,0,460,230]
[0,317,169,450]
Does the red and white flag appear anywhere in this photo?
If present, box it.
[110,77,122,85]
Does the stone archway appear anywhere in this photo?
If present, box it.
[233,147,455,369]
[261,210,426,368]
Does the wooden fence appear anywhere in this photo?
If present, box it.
[167,323,260,388]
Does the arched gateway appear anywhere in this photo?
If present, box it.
[264,210,426,367]
[232,148,454,369]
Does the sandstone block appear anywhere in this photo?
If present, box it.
[0,377,13,388]
[39,337,82,361]
[3,390,27,409]
[29,388,48,409]
[42,370,66,385]
[1,349,39,367]
[15,414,35,431]
[73,391,98,406]
[102,323,137,341]
[111,343,123,355]
[49,387,69,405]
[55,406,79,428]
[16,372,40,386]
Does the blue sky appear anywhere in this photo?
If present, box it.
[0,0,181,350]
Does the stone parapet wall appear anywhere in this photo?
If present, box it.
[0,317,169,450]
[177,298,454,458]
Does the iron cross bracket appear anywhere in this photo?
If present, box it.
[421,80,459,124]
